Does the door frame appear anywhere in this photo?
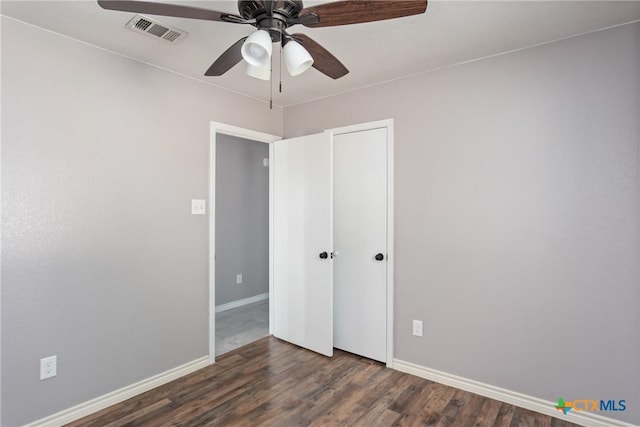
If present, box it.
[209,122,280,364]
[325,119,395,367]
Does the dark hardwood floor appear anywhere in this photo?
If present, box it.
[68,337,580,426]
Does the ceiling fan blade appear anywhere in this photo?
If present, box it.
[97,1,250,24]
[298,0,427,28]
[291,34,348,79]
[205,37,248,76]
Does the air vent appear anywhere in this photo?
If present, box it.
[125,14,188,43]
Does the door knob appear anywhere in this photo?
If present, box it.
[375,253,384,261]
[319,251,328,259]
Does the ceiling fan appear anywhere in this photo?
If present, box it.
[97,0,428,80]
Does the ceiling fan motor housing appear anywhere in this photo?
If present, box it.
[238,0,304,42]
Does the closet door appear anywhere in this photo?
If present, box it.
[333,127,388,362]
[272,133,333,357]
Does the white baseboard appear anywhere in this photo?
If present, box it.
[392,359,637,427]
[215,292,268,313]
[25,356,209,427]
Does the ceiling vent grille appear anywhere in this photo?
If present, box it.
[125,14,188,43]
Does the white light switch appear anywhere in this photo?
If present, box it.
[236,274,243,285]
[191,199,206,215]
[263,158,269,167]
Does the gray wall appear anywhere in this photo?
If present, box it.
[215,135,269,306]
[1,17,281,426]
[285,22,640,424]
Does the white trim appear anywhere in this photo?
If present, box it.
[25,357,208,427]
[325,119,395,367]
[209,122,280,364]
[268,142,275,336]
[385,120,394,368]
[215,292,269,313]
[329,133,335,357]
[392,359,636,427]
[208,124,217,366]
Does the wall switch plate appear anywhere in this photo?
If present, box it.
[263,158,269,167]
[412,320,423,337]
[40,355,57,380]
[236,274,243,285]
[191,199,206,215]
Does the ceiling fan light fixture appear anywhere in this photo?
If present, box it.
[283,39,314,76]
[241,29,273,67]
[246,63,271,80]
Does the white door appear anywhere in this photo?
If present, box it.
[272,133,333,357]
[333,127,388,362]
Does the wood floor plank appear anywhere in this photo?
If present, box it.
[550,416,579,427]
[356,369,410,410]
[296,382,361,425]
[390,376,431,414]
[495,403,517,427]
[533,411,552,427]
[385,378,436,426]
[471,398,503,427]
[227,394,309,426]
[354,407,403,427]
[452,393,487,426]
[512,407,557,427]
[100,399,171,427]
[434,388,474,426]
[67,337,582,427]
[413,382,458,426]
[307,360,395,427]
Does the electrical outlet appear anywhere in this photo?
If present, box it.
[40,355,57,380]
[236,274,243,285]
[191,199,206,215]
[412,320,423,337]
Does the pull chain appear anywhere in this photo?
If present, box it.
[269,50,273,110]
[279,42,283,93]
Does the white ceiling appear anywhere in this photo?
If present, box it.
[2,0,639,107]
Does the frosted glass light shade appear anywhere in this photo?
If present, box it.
[283,40,313,76]
[246,63,270,80]
[241,30,272,67]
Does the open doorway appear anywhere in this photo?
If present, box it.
[215,133,269,355]
[209,123,279,363]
